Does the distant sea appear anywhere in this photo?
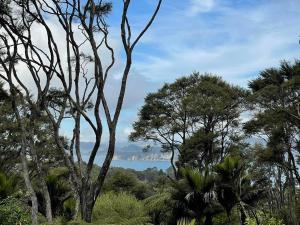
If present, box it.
[108,159,170,171]
[87,155,171,171]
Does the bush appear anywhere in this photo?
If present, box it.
[0,197,31,225]
[0,171,18,200]
[41,217,91,225]
[245,213,285,225]
[92,192,151,225]
[63,198,76,220]
[104,169,152,200]
[212,211,240,225]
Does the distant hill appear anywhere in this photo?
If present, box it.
[79,136,264,162]
[80,142,171,161]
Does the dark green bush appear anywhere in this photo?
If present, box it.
[0,197,31,225]
[63,197,76,221]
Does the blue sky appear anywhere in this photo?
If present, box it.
[62,0,300,143]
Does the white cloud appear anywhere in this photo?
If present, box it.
[134,0,300,88]
[189,0,216,15]
[123,127,133,137]
[4,0,300,144]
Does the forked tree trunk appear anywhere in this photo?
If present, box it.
[80,192,94,223]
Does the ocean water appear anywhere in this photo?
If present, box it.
[91,156,170,171]
[109,159,170,171]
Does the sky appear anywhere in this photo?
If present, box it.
[102,0,300,144]
[14,0,300,144]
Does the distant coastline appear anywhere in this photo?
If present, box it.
[81,142,173,162]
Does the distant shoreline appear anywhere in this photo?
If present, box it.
[112,158,169,162]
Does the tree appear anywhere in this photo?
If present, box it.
[0,0,163,222]
[130,73,247,176]
[130,75,197,177]
[42,167,74,218]
[104,168,151,199]
[0,83,65,223]
[0,82,20,172]
[144,192,172,225]
[245,60,300,225]
[171,168,221,225]
[214,156,266,225]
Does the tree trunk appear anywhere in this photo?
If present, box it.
[20,151,38,225]
[80,189,95,223]
[42,182,53,223]
[73,194,80,220]
[170,144,178,179]
[239,202,248,225]
[30,143,53,223]
[240,208,246,225]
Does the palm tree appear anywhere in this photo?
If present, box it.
[42,167,73,217]
[177,218,196,225]
[214,156,266,225]
[172,168,222,225]
[144,191,173,225]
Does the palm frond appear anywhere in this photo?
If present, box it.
[177,218,196,225]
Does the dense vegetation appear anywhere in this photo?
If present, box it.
[0,0,300,225]
[0,60,300,224]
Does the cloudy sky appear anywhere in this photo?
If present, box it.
[58,0,300,143]
[102,0,300,144]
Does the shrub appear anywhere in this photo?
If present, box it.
[0,171,18,200]
[245,213,285,225]
[92,192,151,225]
[0,197,31,225]
[63,198,76,220]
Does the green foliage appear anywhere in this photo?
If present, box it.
[92,192,151,225]
[214,156,266,219]
[144,192,172,225]
[41,218,91,225]
[0,171,18,199]
[45,167,73,217]
[144,192,171,213]
[177,218,196,225]
[246,60,300,167]
[212,211,240,225]
[0,197,31,225]
[63,198,76,220]
[171,168,222,224]
[245,214,285,225]
[130,73,248,170]
[42,192,152,225]
[214,156,244,216]
[104,168,151,199]
[105,169,139,192]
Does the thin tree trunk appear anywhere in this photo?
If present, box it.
[10,91,39,225]
[72,191,80,220]
[239,202,248,225]
[41,180,53,223]
[20,150,38,225]
[170,147,178,179]
[170,138,178,179]
[31,151,52,222]
[29,114,53,223]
